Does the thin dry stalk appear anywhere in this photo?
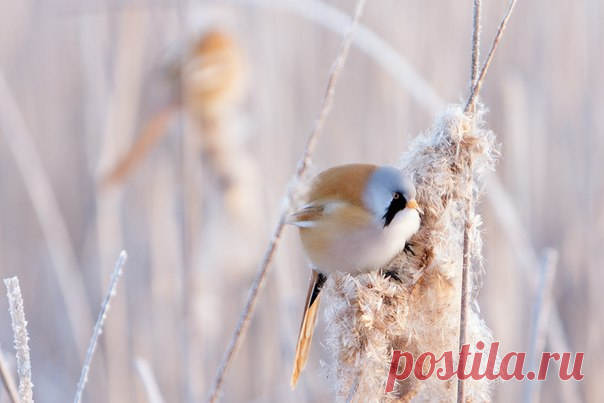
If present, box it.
[465,0,519,113]
[4,277,33,403]
[0,70,92,361]
[135,357,166,403]
[456,205,473,403]
[523,249,558,403]
[458,2,482,402]
[470,0,482,88]
[0,346,20,403]
[206,1,367,401]
[73,251,128,403]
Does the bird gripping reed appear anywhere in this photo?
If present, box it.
[323,105,499,402]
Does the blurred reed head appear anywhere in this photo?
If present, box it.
[181,30,248,121]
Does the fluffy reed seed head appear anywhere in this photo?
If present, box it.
[175,29,260,229]
[182,30,247,121]
[323,105,499,402]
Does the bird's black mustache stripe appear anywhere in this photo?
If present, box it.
[383,192,407,227]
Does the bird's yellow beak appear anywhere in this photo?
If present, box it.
[407,199,424,215]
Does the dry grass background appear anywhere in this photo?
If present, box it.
[0,0,601,402]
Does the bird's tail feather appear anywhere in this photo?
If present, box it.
[291,270,326,389]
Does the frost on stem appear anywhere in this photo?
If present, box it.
[323,105,499,402]
[4,276,34,403]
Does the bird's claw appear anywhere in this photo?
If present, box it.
[404,243,416,256]
[383,269,402,282]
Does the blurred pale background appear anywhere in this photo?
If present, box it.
[0,0,601,402]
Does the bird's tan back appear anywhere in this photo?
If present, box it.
[305,164,377,208]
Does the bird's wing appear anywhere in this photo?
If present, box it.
[287,204,326,227]
[291,270,326,388]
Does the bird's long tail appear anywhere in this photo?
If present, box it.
[291,270,326,389]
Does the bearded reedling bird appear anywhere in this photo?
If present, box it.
[288,164,422,388]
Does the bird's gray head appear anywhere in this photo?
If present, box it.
[363,166,418,227]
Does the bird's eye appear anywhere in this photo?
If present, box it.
[393,192,400,200]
